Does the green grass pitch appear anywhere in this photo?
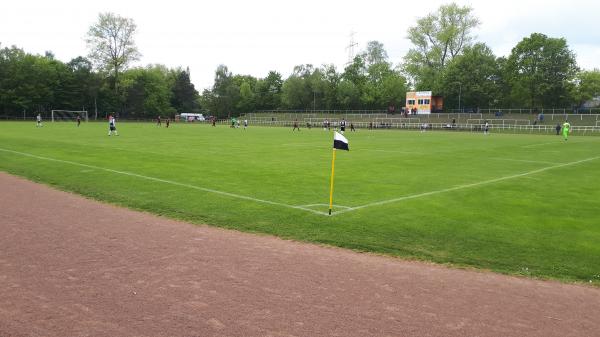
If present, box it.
[1,121,599,285]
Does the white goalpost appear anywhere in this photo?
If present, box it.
[51,110,88,122]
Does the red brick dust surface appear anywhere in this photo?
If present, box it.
[1,172,599,337]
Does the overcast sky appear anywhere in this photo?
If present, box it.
[1,0,599,90]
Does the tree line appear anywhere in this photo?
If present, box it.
[1,3,600,119]
[0,45,200,119]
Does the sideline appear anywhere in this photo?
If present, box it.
[490,158,561,165]
[0,148,329,216]
[331,155,600,216]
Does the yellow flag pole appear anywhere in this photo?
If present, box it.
[328,148,337,215]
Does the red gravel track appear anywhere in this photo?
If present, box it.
[1,172,599,337]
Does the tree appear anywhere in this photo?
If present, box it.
[378,70,407,109]
[86,12,140,92]
[0,46,65,114]
[171,68,200,114]
[440,43,502,109]
[506,33,578,108]
[281,64,316,109]
[255,71,282,110]
[319,64,340,110]
[205,65,240,117]
[363,41,388,66]
[237,81,255,112]
[120,65,175,118]
[336,80,360,109]
[572,70,600,108]
[62,56,99,111]
[281,74,310,109]
[403,2,480,90]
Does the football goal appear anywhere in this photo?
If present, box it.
[51,110,88,122]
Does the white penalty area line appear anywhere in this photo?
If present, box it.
[0,148,329,216]
[331,155,600,216]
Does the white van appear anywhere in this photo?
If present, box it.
[179,113,205,122]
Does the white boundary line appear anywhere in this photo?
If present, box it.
[331,155,600,216]
[520,141,590,148]
[298,204,353,210]
[490,158,561,165]
[521,141,562,148]
[0,148,329,216]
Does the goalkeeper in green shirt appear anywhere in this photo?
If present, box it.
[562,121,571,141]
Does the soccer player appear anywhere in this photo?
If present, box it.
[166,118,170,128]
[562,120,571,141]
[157,115,161,127]
[484,121,489,135]
[230,117,236,128]
[350,122,355,132]
[244,119,248,130]
[556,123,561,135]
[292,119,300,131]
[340,119,346,134]
[36,114,42,127]
[108,115,118,136]
[212,116,216,127]
[76,115,81,127]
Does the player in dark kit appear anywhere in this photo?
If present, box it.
[166,118,170,128]
[293,119,300,131]
[157,115,162,126]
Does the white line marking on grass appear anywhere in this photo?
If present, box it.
[490,158,561,165]
[521,142,561,148]
[521,141,587,148]
[0,148,329,216]
[331,155,600,216]
[299,204,353,210]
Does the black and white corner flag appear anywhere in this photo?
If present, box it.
[333,131,349,151]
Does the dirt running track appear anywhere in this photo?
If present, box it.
[1,172,599,337]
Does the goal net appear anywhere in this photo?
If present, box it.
[51,110,88,122]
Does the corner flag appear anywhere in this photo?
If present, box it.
[333,132,349,151]
[329,132,349,215]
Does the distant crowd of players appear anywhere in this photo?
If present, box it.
[289,119,356,134]
[33,113,574,140]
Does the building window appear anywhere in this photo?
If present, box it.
[408,99,415,105]
[418,99,424,105]
[424,99,430,104]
